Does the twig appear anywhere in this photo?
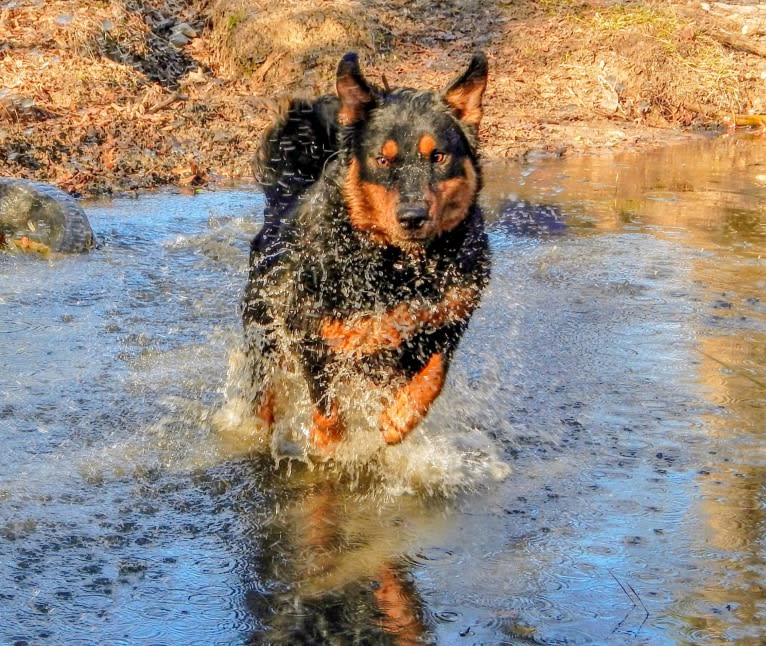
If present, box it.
[253,51,285,84]
[145,91,186,115]
[675,7,766,58]
[698,349,766,391]
[610,570,649,637]
[710,29,766,59]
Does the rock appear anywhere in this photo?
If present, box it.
[0,178,96,254]
[170,22,196,47]
[169,31,190,47]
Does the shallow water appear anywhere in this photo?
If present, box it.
[1,134,765,645]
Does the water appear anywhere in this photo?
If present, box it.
[1,134,764,645]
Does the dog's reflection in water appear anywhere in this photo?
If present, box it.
[242,461,446,645]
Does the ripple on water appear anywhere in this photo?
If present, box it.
[0,316,49,335]
[431,609,460,623]
[185,582,241,611]
[410,546,456,564]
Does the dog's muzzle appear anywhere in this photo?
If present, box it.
[397,205,429,232]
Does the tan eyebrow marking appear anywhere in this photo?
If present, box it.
[381,139,399,159]
[417,133,438,158]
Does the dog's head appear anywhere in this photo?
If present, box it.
[338,52,488,253]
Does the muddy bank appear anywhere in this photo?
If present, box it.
[1,0,765,196]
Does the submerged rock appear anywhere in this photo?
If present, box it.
[0,178,96,254]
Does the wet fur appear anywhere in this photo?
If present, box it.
[243,52,490,451]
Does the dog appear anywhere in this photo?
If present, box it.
[243,51,490,453]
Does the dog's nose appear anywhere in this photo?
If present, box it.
[397,205,429,230]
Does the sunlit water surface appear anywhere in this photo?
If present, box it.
[1,135,765,645]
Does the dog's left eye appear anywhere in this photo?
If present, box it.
[431,151,448,165]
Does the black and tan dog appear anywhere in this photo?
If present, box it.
[243,52,490,452]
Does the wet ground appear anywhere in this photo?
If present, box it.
[1,135,765,645]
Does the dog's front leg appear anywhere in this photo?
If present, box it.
[378,352,446,444]
[254,388,275,428]
[298,342,345,451]
[310,400,344,450]
[243,325,278,430]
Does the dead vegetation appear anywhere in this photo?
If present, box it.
[207,0,389,87]
[0,0,765,196]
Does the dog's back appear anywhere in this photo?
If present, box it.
[251,97,340,255]
[253,95,341,218]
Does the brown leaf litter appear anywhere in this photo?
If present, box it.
[1,0,765,196]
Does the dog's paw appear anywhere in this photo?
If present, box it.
[253,390,275,428]
[379,406,416,445]
[378,353,446,445]
[310,404,345,452]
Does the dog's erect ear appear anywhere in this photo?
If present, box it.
[443,52,488,129]
[336,52,374,127]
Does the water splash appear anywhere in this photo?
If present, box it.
[213,341,511,499]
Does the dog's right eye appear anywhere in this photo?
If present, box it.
[375,156,391,168]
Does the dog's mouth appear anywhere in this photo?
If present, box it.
[396,205,434,241]
[397,226,432,241]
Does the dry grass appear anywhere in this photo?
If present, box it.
[0,4,144,118]
[580,3,741,119]
[0,0,764,194]
[0,0,263,194]
[207,0,388,91]
[494,0,756,155]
